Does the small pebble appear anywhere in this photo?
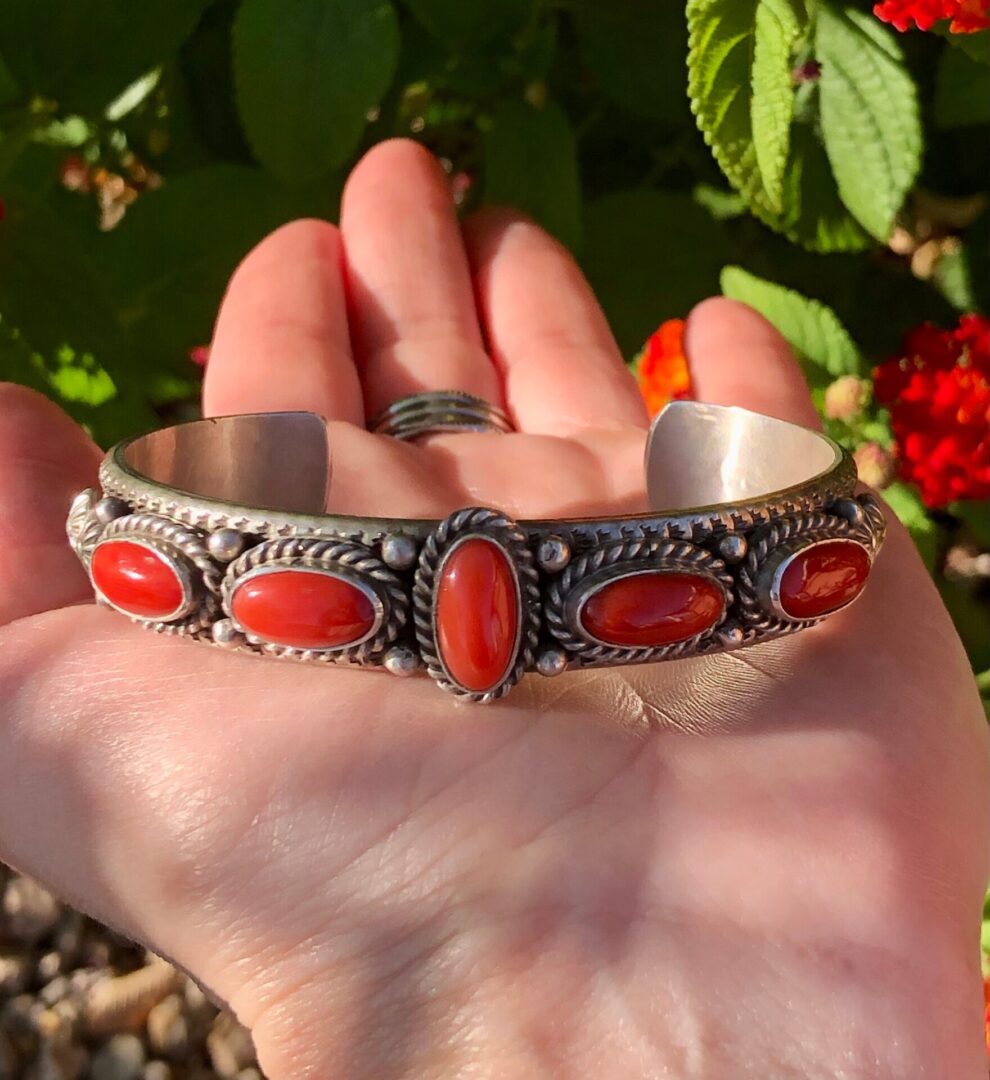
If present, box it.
[89,1033,146,1080]
[37,951,63,983]
[1,877,59,944]
[207,1013,257,1077]
[39,975,71,1007]
[145,995,189,1060]
[141,1062,172,1080]
[0,951,31,996]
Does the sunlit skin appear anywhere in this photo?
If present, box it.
[0,140,987,1078]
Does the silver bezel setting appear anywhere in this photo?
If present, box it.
[545,537,734,665]
[763,537,872,623]
[737,496,885,631]
[221,536,407,664]
[413,507,540,703]
[90,513,221,635]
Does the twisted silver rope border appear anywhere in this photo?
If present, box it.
[221,537,408,664]
[413,507,540,702]
[94,513,222,636]
[544,537,734,664]
[736,497,881,632]
[66,488,103,568]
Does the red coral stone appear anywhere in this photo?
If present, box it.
[436,538,518,693]
[778,541,870,620]
[231,570,376,650]
[580,571,724,647]
[91,540,186,620]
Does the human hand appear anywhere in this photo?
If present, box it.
[1,139,987,1078]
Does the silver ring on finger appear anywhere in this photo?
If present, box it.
[369,390,514,440]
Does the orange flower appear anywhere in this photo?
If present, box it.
[635,319,692,417]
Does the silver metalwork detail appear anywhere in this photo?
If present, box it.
[413,507,540,703]
[717,625,747,649]
[545,537,734,665]
[66,488,103,568]
[384,645,420,677]
[220,537,408,664]
[537,534,571,573]
[92,514,221,636]
[832,496,866,528]
[536,647,569,678]
[717,533,748,563]
[380,533,418,571]
[207,528,246,563]
[212,618,245,647]
[94,496,129,525]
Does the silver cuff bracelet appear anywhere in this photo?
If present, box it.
[66,402,886,703]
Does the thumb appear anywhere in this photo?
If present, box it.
[0,384,102,624]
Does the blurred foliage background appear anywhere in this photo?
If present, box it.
[0,0,987,705]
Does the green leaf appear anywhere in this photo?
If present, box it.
[403,0,532,47]
[0,188,128,380]
[687,0,867,251]
[572,0,691,124]
[484,99,581,251]
[883,481,938,571]
[815,3,922,242]
[966,208,990,316]
[687,0,768,208]
[934,44,990,128]
[752,0,801,210]
[720,265,863,380]
[233,0,399,183]
[954,500,990,549]
[0,0,212,114]
[0,52,21,107]
[939,576,990,671]
[943,26,990,65]
[582,190,730,355]
[933,244,977,312]
[775,120,870,251]
[95,166,321,368]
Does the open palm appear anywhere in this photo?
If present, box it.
[1,140,987,1078]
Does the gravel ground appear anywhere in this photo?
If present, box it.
[0,865,262,1080]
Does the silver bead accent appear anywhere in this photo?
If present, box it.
[718,533,747,563]
[381,534,418,571]
[537,535,571,573]
[207,528,246,563]
[212,619,244,647]
[384,645,419,677]
[718,626,746,649]
[94,497,129,525]
[832,497,866,527]
[536,647,568,678]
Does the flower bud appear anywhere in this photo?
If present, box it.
[824,375,869,421]
[854,442,896,490]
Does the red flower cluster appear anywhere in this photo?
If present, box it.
[873,0,990,32]
[635,319,692,417]
[873,314,990,507]
[984,973,990,1055]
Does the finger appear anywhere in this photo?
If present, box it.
[463,208,648,435]
[203,219,364,424]
[0,384,101,625]
[339,139,501,418]
[683,297,821,429]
